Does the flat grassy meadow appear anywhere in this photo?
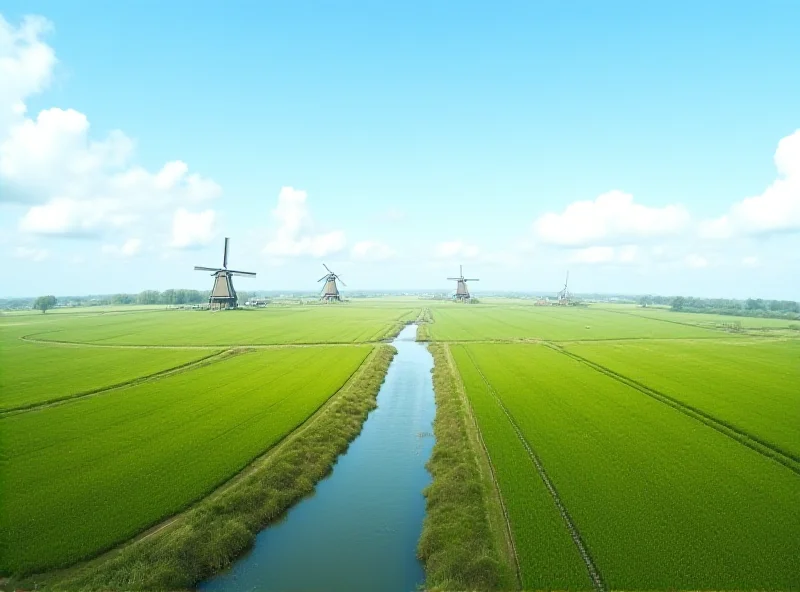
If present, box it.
[427,303,727,341]
[1,324,218,411]
[451,341,800,590]
[2,300,798,591]
[1,345,371,574]
[565,339,800,460]
[16,305,416,346]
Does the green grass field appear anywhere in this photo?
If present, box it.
[427,304,727,341]
[0,346,371,574]
[452,342,800,590]
[14,306,416,346]
[3,299,798,590]
[0,335,219,411]
[565,339,800,460]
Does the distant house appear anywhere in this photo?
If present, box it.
[245,298,270,307]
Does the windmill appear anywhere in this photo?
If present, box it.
[447,265,479,302]
[557,271,571,305]
[194,237,256,310]
[318,264,346,302]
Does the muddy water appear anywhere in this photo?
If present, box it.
[199,324,435,592]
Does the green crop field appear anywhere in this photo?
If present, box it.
[3,299,798,590]
[15,305,416,346]
[451,342,800,590]
[0,346,371,574]
[427,304,726,341]
[0,329,218,411]
[565,339,800,460]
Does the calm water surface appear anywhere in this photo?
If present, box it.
[200,324,435,592]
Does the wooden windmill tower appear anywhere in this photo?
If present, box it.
[447,265,479,302]
[194,238,256,310]
[557,271,572,305]
[318,264,346,302]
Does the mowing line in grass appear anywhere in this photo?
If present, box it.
[460,347,606,592]
[548,344,800,476]
[0,349,233,416]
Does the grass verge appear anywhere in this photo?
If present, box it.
[23,345,396,591]
[417,343,517,591]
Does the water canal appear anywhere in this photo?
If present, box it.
[200,324,435,592]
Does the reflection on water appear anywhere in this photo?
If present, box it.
[200,324,435,592]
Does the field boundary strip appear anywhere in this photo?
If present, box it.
[599,306,739,334]
[0,349,237,416]
[460,347,607,592]
[18,332,381,349]
[547,343,800,477]
[443,344,522,588]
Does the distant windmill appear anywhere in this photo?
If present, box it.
[318,264,346,302]
[447,265,479,302]
[194,237,256,310]
[557,271,571,305]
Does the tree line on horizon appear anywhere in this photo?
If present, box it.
[638,295,800,320]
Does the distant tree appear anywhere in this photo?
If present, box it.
[745,298,765,311]
[34,295,57,313]
[137,290,160,305]
[671,296,686,311]
[638,295,652,307]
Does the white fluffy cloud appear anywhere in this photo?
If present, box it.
[351,240,396,262]
[534,190,690,247]
[170,209,216,249]
[435,240,481,260]
[263,187,346,258]
[701,130,800,238]
[101,238,142,257]
[0,15,221,243]
[0,15,54,133]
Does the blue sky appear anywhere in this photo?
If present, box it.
[1,1,799,298]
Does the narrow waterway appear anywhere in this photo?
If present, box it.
[200,324,435,592]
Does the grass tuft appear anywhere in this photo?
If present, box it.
[417,344,516,591]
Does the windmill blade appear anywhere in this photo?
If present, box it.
[446,277,460,281]
[318,274,329,282]
[465,278,480,281]
[338,277,347,287]
[223,237,230,268]
[229,270,257,277]
[323,263,333,274]
[194,266,219,272]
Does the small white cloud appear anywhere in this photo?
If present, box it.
[351,240,396,262]
[170,208,216,248]
[263,187,346,258]
[742,256,760,268]
[702,129,800,238]
[435,240,481,260]
[685,254,708,269]
[101,237,142,257]
[13,245,48,261]
[533,190,690,247]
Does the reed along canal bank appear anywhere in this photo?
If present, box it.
[200,324,435,592]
